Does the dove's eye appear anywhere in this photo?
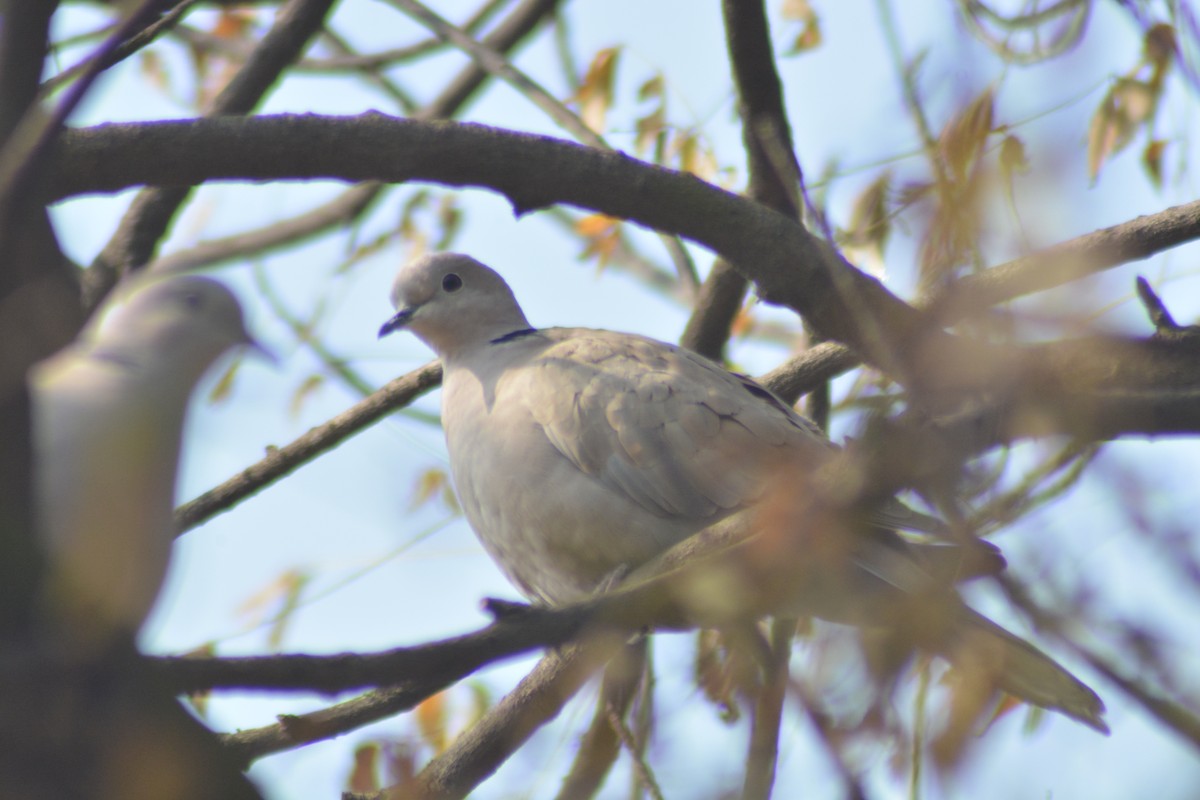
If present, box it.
[442,273,463,292]
[179,292,204,310]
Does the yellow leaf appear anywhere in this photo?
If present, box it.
[434,194,462,251]
[1087,77,1157,183]
[1143,23,1176,85]
[729,303,756,339]
[671,130,719,180]
[839,171,891,277]
[1143,139,1167,189]
[574,213,618,237]
[237,569,309,650]
[999,134,1030,175]
[346,743,380,793]
[416,692,449,753]
[207,355,242,404]
[637,74,664,102]
[573,47,621,133]
[212,9,256,40]
[289,374,325,419]
[939,86,995,181]
[139,51,170,94]
[574,214,622,265]
[782,0,822,54]
[410,467,452,511]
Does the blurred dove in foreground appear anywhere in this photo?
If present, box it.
[379,252,1108,733]
[30,275,262,642]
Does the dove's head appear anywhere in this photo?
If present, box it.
[86,275,266,378]
[379,253,531,359]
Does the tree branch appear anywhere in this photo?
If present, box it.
[174,361,441,532]
[144,0,563,277]
[51,114,1200,408]
[83,0,339,309]
[680,0,802,361]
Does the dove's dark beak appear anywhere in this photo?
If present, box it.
[378,307,415,339]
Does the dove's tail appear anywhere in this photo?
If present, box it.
[947,608,1109,734]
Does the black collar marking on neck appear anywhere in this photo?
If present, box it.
[489,327,539,345]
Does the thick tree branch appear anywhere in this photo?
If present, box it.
[50,115,1200,407]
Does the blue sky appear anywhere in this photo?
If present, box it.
[48,1,1200,797]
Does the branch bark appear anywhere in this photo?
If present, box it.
[50,115,1200,406]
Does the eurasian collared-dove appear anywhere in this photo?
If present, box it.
[30,274,261,641]
[379,252,1107,733]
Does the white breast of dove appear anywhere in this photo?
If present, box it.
[378,252,921,604]
[30,275,262,640]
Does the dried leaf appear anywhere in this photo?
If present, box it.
[635,94,667,159]
[895,180,935,210]
[410,467,453,512]
[289,374,325,419]
[237,568,310,650]
[1087,77,1158,183]
[694,630,741,723]
[433,194,462,251]
[1143,138,1167,189]
[782,0,822,54]
[940,87,995,181]
[416,691,449,753]
[839,171,891,277]
[637,74,664,102]
[729,302,756,339]
[671,130,719,180]
[139,51,170,94]
[573,47,621,133]
[346,743,380,793]
[999,134,1029,175]
[465,681,493,727]
[574,213,622,265]
[1144,23,1176,83]
[212,9,255,40]
[207,355,242,404]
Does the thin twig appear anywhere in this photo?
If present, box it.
[173,361,442,532]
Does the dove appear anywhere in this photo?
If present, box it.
[379,252,1107,733]
[30,274,263,642]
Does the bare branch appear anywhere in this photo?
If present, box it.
[145,0,563,277]
[39,0,199,97]
[680,0,802,361]
[390,0,698,293]
[1136,275,1182,333]
[83,0,339,309]
[150,182,382,275]
[174,361,441,532]
[556,640,646,800]
[741,617,793,800]
[927,199,1200,322]
[398,638,624,800]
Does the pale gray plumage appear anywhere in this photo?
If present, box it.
[30,274,259,640]
[380,252,1108,733]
